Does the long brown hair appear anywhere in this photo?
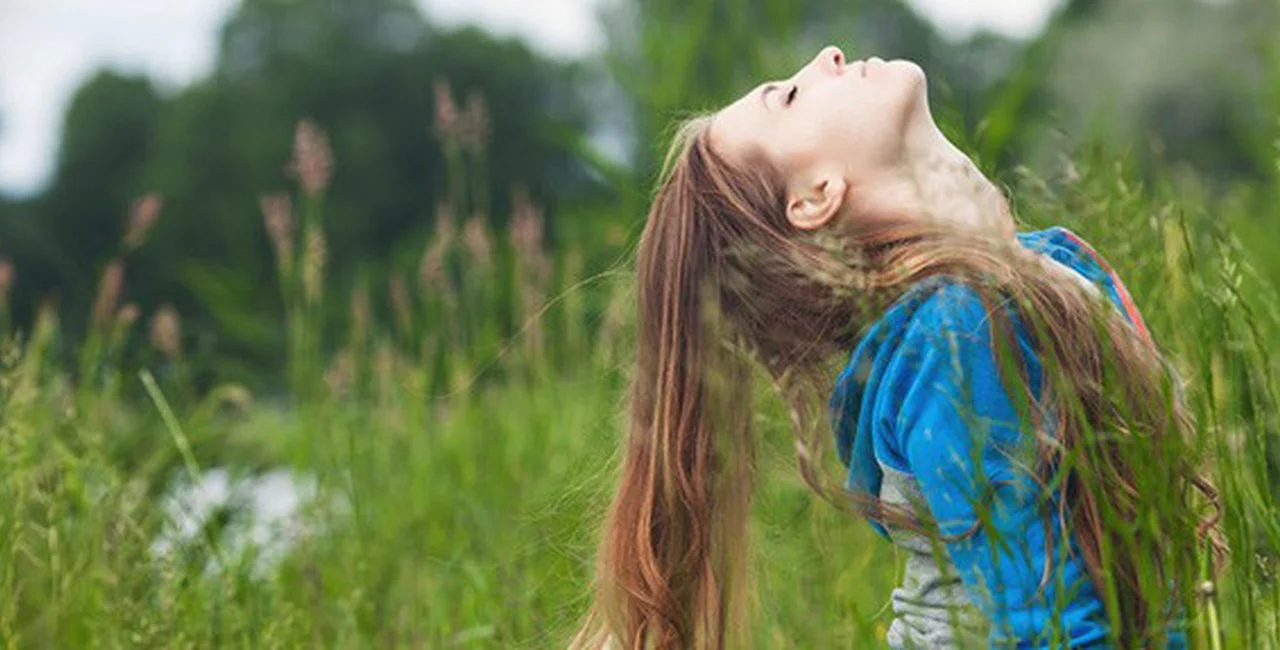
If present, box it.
[573,115,1224,649]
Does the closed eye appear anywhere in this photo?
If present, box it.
[785,84,798,106]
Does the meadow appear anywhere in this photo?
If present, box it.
[4,112,1280,649]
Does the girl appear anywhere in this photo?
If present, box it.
[574,46,1223,649]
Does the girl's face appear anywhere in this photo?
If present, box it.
[709,46,932,230]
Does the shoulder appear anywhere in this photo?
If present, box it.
[881,280,1013,406]
[877,279,1002,362]
[829,277,1036,481]
[880,279,1039,456]
[907,281,996,336]
[835,278,1005,399]
[829,278,983,463]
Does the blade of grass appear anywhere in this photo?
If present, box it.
[140,369,203,485]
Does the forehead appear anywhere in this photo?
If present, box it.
[708,85,770,167]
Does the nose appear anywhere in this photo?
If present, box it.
[814,45,845,75]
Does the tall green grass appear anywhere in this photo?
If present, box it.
[3,92,1280,648]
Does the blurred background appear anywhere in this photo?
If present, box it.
[2,0,1280,647]
[3,0,1278,388]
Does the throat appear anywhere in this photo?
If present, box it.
[898,124,1012,235]
[912,153,1008,232]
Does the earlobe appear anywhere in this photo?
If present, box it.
[786,174,847,230]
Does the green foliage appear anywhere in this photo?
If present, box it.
[0,1,605,381]
[2,0,1280,646]
[4,140,1280,645]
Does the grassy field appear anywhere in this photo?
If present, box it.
[4,139,1280,649]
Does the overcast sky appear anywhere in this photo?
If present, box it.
[0,0,1060,197]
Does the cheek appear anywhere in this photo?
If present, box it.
[841,82,919,161]
[772,78,917,176]
[772,112,893,182]
[832,106,901,169]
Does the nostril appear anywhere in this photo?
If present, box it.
[823,45,845,72]
[816,45,845,73]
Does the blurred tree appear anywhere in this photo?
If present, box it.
[0,72,162,331]
[1059,0,1103,22]
[1020,0,1278,188]
[216,0,426,78]
[2,0,605,386]
[9,0,1277,390]
[599,0,811,176]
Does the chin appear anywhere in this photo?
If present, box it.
[887,61,932,135]
[891,61,929,111]
[888,59,927,90]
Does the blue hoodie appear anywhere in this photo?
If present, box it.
[828,226,1181,648]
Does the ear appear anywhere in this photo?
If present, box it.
[785,172,847,231]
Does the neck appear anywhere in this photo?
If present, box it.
[889,120,1013,237]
